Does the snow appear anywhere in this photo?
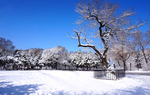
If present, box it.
[126,71,150,75]
[0,70,150,95]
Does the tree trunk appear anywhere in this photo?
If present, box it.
[55,62,57,70]
[130,63,131,71]
[101,57,109,68]
[142,50,148,64]
[123,61,126,71]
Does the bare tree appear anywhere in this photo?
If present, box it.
[109,31,136,71]
[69,0,145,68]
[0,37,15,56]
[109,43,134,71]
[133,30,150,64]
[147,49,150,64]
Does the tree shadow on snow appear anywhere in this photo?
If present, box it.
[0,81,41,95]
[104,86,150,95]
[50,90,94,95]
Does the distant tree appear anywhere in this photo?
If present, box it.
[133,30,150,64]
[13,48,43,70]
[39,46,68,70]
[13,49,26,69]
[0,37,15,70]
[109,43,134,71]
[135,49,143,70]
[147,49,150,63]
[69,0,145,68]
[26,48,43,69]
[69,50,100,70]
[0,37,15,56]
[70,50,85,70]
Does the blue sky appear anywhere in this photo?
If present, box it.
[0,0,149,52]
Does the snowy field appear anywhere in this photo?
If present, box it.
[0,70,150,95]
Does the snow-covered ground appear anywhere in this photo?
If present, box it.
[126,71,150,75]
[0,70,150,95]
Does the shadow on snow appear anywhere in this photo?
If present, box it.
[0,81,41,95]
[104,85,150,95]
